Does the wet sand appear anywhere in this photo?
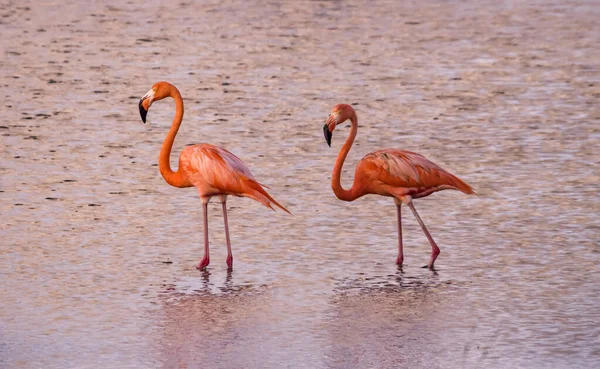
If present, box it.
[1,1,599,368]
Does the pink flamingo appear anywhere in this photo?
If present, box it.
[139,81,289,271]
[323,104,474,269]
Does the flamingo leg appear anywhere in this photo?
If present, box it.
[407,202,440,269]
[220,197,233,271]
[396,203,404,266]
[197,199,210,270]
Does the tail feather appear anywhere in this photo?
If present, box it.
[447,173,476,195]
[240,176,291,214]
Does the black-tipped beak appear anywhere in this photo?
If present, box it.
[139,98,148,124]
[323,124,332,147]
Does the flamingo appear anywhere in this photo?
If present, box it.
[138,81,289,271]
[323,104,474,269]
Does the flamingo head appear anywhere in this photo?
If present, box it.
[139,82,171,123]
[323,104,355,147]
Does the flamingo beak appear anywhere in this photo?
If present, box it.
[139,88,154,124]
[323,124,332,147]
[139,98,148,124]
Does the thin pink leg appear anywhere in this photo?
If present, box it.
[197,200,210,270]
[396,204,404,266]
[407,202,440,269]
[221,198,233,271]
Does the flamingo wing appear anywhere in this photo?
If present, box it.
[180,144,289,213]
[359,149,474,195]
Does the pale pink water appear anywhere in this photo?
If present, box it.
[1,1,599,368]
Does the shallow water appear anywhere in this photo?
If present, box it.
[1,0,599,368]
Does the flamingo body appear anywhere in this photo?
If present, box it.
[324,104,474,269]
[139,82,288,271]
[354,149,474,200]
[180,144,285,210]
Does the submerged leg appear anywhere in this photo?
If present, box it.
[197,198,210,270]
[220,196,233,271]
[396,202,404,266]
[406,201,440,270]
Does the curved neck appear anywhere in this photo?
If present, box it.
[332,113,362,201]
[159,86,190,188]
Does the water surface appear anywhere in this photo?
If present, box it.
[1,1,599,368]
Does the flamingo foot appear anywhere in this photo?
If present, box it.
[396,255,404,266]
[226,255,233,271]
[422,248,440,270]
[196,257,210,270]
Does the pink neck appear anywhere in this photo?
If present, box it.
[159,86,191,188]
[331,113,362,201]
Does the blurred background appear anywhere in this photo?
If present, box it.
[1,1,598,368]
